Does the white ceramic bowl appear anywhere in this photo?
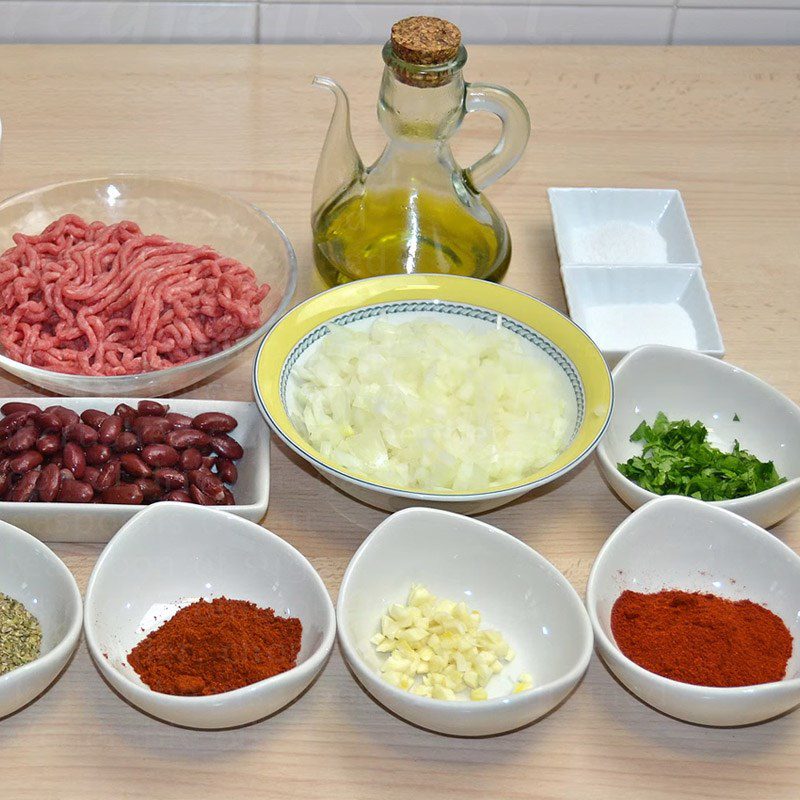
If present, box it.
[84,503,335,729]
[562,266,724,366]
[587,496,800,726]
[0,398,270,543]
[597,345,800,528]
[0,175,297,397]
[548,187,701,267]
[0,520,82,719]
[337,507,593,736]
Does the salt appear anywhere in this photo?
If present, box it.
[583,303,697,351]
[570,221,668,264]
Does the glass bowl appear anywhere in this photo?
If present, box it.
[0,175,297,397]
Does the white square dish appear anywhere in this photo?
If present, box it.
[548,188,701,267]
[0,398,269,543]
[562,265,724,366]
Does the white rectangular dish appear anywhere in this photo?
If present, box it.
[548,187,701,268]
[0,398,269,543]
[562,266,724,366]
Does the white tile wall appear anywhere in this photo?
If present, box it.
[259,3,674,44]
[673,7,800,42]
[0,0,799,44]
[0,1,257,42]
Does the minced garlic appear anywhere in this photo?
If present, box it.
[370,584,530,701]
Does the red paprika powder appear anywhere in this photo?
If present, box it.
[611,589,793,688]
[127,597,302,696]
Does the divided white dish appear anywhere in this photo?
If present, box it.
[548,188,700,267]
[0,519,83,719]
[83,503,336,729]
[0,398,270,542]
[597,346,800,528]
[587,496,800,726]
[562,266,724,366]
[337,507,593,736]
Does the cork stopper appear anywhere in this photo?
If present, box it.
[390,17,461,66]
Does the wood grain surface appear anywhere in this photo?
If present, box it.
[0,45,798,800]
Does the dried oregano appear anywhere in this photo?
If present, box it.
[0,592,42,674]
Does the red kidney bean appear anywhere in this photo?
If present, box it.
[133,416,171,445]
[214,457,238,485]
[63,442,86,479]
[112,431,139,453]
[189,484,215,506]
[0,437,10,454]
[94,460,121,492]
[81,408,109,429]
[221,487,235,506]
[0,410,36,437]
[65,423,98,447]
[155,467,187,491]
[120,453,152,478]
[0,471,11,498]
[98,415,123,445]
[137,400,168,416]
[134,477,161,502]
[192,412,237,434]
[35,463,62,503]
[114,403,137,429]
[83,466,101,488]
[9,450,44,474]
[180,447,202,471]
[47,406,80,427]
[165,489,192,503]
[85,443,111,466]
[102,483,143,505]
[189,469,226,502]
[57,480,94,503]
[209,434,243,460]
[36,433,62,456]
[165,427,210,450]
[201,455,216,470]
[35,410,63,432]
[59,468,75,483]
[1,402,40,415]
[8,425,38,453]
[140,444,179,468]
[7,470,40,502]
[165,412,193,429]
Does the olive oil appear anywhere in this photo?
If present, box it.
[313,189,511,286]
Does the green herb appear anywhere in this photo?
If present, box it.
[617,412,786,501]
[0,592,42,675]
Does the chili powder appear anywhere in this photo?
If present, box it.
[611,589,793,688]
[127,597,302,696]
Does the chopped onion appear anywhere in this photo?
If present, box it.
[289,318,575,492]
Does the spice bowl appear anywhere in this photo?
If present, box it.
[587,495,800,726]
[83,503,336,729]
[547,188,700,268]
[597,345,800,528]
[562,267,724,366]
[0,519,83,719]
[337,507,593,736]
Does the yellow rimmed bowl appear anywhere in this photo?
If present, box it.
[253,275,613,514]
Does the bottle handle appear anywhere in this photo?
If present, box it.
[463,83,530,193]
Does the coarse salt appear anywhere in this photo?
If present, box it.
[583,303,698,351]
[570,221,668,264]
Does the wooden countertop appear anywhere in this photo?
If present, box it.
[0,45,799,800]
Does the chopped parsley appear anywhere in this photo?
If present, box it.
[617,412,785,501]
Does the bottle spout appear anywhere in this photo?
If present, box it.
[311,76,364,216]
